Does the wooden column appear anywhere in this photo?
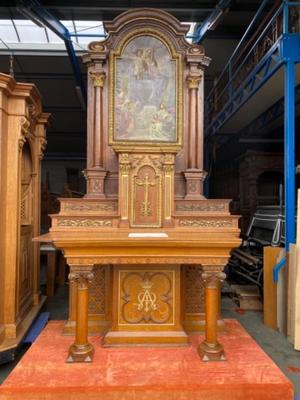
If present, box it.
[187,76,201,170]
[198,267,226,361]
[82,46,108,198]
[184,47,209,199]
[67,265,95,363]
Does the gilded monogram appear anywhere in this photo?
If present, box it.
[136,279,157,312]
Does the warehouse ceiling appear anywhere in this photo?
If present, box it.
[0,1,266,158]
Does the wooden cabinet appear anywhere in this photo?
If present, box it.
[0,73,49,357]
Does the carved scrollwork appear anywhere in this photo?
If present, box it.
[57,219,113,227]
[18,136,27,150]
[20,116,30,134]
[88,42,107,52]
[38,137,47,160]
[176,203,226,212]
[67,256,228,265]
[179,219,233,228]
[64,202,117,212]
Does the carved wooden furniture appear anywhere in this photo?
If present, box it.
[37,9,240,363]
[212,150,283,233]
[0,73,49,358]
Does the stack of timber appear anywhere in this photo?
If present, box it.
[230,284,262,311]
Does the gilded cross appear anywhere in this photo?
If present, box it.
[136,173,156,216]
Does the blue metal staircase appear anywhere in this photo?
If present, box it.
[205,0,300,250]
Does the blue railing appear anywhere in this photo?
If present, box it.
[205,1,300,135]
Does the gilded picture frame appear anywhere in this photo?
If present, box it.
[109,29,183,150]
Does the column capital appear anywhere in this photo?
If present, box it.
[187,75,202,90]
[201,265,226,288]
[89,71,106,88]
[68,265,95,286]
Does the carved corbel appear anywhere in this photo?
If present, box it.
[38,137,47,160]
[19,116,34,151]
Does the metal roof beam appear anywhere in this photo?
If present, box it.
[193,0,232,43]
[18,0,86,107]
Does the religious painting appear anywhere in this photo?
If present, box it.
[112,35,177,143]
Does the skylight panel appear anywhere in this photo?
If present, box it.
[74,21,105,44]
[14,19,47,43]
[45,28,63,44]
[0,19,19,43]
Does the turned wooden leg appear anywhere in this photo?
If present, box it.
[67,265,94,363]
[198,268,226,361]
[46,250,57,296]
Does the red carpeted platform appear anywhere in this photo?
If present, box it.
[0,320,293,400]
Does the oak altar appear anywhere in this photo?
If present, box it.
[37,8,241,362]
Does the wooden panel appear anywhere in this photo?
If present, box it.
[18,226,33,319]
[263,246,281,329]
[287,244,297,343]
[294,246,300,350]
[118,269,175,325]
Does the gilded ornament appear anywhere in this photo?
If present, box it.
[136,174,156,217]
[137,279,157,312]
[187,75,202,89]
[57,219,113,227]
[64,203,116,212]
[179,219,233,228]
[176,204,226,212]
[90,71,106,87]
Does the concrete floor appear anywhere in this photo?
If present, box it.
[0,283,299,399]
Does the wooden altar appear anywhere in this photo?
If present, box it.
[37,9,240,363]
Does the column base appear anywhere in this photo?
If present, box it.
[184,170,207,200]
[197,340,226,362]
[66,342,95,363]
[83,168,107,198]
